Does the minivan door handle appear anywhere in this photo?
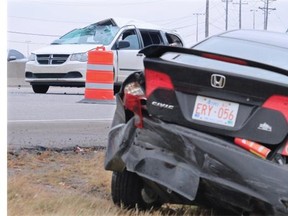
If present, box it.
[137,53,144,57]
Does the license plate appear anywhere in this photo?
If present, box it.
[192,96,239,127]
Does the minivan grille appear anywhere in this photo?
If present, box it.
[36,54,70,65]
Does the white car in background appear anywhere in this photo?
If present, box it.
[25,17,184,93]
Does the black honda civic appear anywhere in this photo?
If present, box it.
[105,30,288,215]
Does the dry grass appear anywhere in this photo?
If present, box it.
[8,148,212,216]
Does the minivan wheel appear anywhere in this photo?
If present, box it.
[111,170,161,210]
[32,85,49,94]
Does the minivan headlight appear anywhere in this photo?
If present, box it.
[28,53,36,61]
[70,52,88,62]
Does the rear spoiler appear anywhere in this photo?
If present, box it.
[139,45,288,77]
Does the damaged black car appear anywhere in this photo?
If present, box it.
[104,30,288,215]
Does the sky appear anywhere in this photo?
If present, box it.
[7,0,288,57]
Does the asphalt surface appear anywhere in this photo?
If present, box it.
[8,86,116,150]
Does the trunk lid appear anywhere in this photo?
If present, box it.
[142,46,288,145]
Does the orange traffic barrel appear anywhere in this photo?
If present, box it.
[81,46,115,104]
[234,138,271,159]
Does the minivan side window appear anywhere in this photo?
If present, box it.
[140,30,164,47]
[116,29,140,50]
[166,33,183,47]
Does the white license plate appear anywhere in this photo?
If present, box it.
[192,96,239,127]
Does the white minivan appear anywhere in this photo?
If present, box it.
[25,18,184,93]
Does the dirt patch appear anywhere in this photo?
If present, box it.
[8,146,213,216]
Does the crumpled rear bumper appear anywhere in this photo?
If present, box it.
[105,97,288,215]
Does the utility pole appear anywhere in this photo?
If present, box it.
[250,9,258,29]
[205,0,209,38]
[222,0,233,31]
[259,0,276,30]
[225,0,229,30]
[233,0,248,29]
[25,40,31,57]
[193,13,205,42]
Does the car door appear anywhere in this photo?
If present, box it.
[112,26,144,83]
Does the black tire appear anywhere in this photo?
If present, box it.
[111,170,161,210]
[32,85,49,94]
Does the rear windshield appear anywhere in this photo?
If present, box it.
[164,53,288,87]
[193,37,288,70]
[51,24,120,45]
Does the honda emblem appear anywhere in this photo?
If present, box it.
[211,74,226,88]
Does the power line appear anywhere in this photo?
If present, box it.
[21,0,166,7]
[211,1,226,23]
[8,40,48,45]
[209,22,225,31]
[273,11,288,30]
[8,30,60,37]
[173,22,205,30]
[158,0,207,26]
[161,16,194,26]
[8,15,89,24]
[148,15,193,23]
[114,0,167,6]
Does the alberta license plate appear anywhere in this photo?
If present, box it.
[192,96,239,127]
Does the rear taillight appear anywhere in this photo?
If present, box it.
[145,69,174,98]
[262,95,288,122]
[281,139,288,156]
[124,82,145,128]
[281,139,288,157]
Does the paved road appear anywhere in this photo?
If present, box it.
[8,86,116,150]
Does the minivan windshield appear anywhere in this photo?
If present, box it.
[51,24,120,45]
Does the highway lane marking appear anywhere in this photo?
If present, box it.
[8,118,113,123]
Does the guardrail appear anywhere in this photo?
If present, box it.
[7,61,29,87]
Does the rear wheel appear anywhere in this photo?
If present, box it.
[111,170,161,210]
[32,85,49,94]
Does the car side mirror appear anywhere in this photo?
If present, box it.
[117,41,130,49]
[8,56,17,61]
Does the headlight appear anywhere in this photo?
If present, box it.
[28,53,36,61]
[70,52,88,62]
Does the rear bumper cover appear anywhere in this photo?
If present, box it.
[105,96,288,215]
